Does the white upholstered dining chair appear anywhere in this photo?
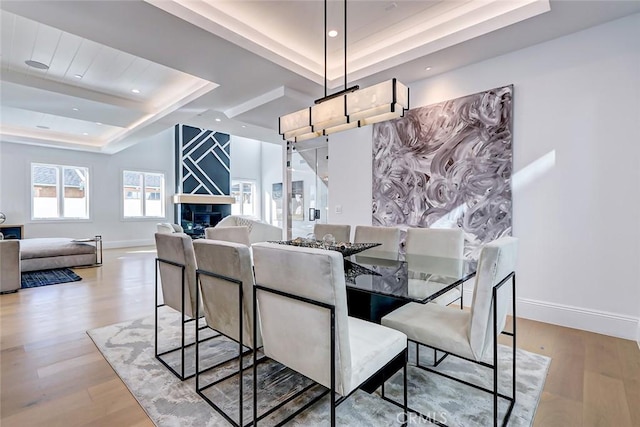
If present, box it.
[404,227,465,307]
[154,232,207,380]
[193,239,261,427]
[354,225,401,260]
[382,236,519,427]
[314,223,351,243]
[252,242,408,426]
[204,225,251,247]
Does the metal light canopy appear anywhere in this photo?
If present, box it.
[278,1,409,143]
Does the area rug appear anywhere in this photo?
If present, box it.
[21,268,82,288]
[88,307,550,426]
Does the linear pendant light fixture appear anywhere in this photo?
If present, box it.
[278,0,409,143]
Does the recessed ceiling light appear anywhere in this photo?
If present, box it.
[82,132,89,136]
[25,59,49,70]
[425,66,432,71]
[74,74,83,79]
[328,30,338,38]
[72,107,79,111]
[96,122,102,125]
[131,88,140,94]
[36,125,50,130]
[215,118,221,122]
[241,125,247,128]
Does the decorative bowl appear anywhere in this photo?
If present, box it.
[269,239,381,257]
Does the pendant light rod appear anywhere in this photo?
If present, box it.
[344,0,347,90]
[314,85,359,104]
[324,0,327,98]
[315,0,358,105]
[278,0,410,142]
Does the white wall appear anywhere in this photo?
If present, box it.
[260,141,284,225]
[328,13,640,339]
[328,126,373,227]
[230,135,262,217]
[0,128,175,247]
[229,135,283,223]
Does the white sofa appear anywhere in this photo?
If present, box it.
[19,238,99,272]
[0,237,99,293]
[156,223,184,234]
[215,215,282,244]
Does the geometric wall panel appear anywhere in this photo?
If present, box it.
[175,124,230,195]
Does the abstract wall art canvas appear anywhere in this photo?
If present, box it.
[372,85,513,258]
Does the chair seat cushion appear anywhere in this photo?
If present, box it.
[346,316,406,395]
[381,302,476,360]
[408,279,461,306]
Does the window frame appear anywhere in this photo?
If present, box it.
[30,162,90,221]
[122,170,166,220]
[231,179,257,217]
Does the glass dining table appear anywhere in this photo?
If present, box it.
[343,249,477,392]
[268,240,477,321]
[345,250,477,302]
[343,250,477,323]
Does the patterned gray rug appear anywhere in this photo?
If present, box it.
[87,307,550,426]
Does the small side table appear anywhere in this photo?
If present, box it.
[71,235,103,266]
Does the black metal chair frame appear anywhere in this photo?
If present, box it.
[194,268,259,427]
[154,257,219,380]
[252,283,408,427]
[382,272,517,427]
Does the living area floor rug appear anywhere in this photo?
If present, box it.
[21,268,82,288]
[87,307,550,426]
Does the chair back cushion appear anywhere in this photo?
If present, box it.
[193,239,260,348]
[154,232,199,318]
[0,240,21,292]
[216,215,282,244]
[314,224,351,244]
[157,223,175,234]
[354,225,401,260]
[253,242,351,395]
[405,227,465,277]
[204,226,251,247]
[405,227,464,258]
[468,236,518,360]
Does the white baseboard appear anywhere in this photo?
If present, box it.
[462,288,639,341]
[103,239,155,249]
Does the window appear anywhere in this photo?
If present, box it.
[31,163,89,219]
[231,180,256,216]
[123,171,165,218]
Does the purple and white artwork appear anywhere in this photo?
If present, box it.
[372,85,513,258]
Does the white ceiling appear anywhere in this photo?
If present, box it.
[1,0,639,153]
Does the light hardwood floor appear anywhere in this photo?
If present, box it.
[1,246,638,426]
